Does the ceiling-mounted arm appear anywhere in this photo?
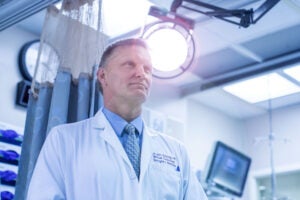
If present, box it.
[173,0,281,28]
[253,0,281,23]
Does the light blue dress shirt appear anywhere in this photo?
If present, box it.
[102,107,143,149]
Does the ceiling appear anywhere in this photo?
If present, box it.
[172,0,300,118]
[4,0,300,119]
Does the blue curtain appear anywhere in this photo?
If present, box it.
[69,72,92,122]
[14,68,103,199]
[46,68,72,133]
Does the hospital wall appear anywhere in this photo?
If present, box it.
[187,101,300,200]
[0,26,38,128]
[244,104,300,200]
[244,104,300,170]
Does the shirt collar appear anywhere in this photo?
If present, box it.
[102,107,143,137]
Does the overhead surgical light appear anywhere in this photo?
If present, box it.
[142,6,195,79]
[143,0,281,79]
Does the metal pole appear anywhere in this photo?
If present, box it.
[267,94,277,200]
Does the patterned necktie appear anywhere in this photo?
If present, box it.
[123,123,141,179]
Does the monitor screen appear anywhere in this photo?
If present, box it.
[205,141,251,197]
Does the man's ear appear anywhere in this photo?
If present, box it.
[97,67,106,85]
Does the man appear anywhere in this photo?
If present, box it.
[27,38,208,200]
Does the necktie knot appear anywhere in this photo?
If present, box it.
[124,124,136,136]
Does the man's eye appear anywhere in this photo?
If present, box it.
[144,66,152,74]
[124,61,135,67]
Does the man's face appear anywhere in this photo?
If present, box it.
[98,45,153,105]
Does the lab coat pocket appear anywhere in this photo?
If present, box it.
[147,162,181,200]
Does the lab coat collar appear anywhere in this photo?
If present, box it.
[91,108,106,130]
[91,109,159,183]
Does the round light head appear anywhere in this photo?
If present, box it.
[143,21,195,79]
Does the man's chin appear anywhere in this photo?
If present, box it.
[131,92,147,103]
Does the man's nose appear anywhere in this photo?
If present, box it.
[135,65,146,77]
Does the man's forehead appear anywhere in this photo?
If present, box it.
[109,45,150,58]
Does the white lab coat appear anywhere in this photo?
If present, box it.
[27,110,208,200]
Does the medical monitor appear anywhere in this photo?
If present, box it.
[205,141,251,197]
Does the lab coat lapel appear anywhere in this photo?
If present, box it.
[91,110,132,167]
[139,126,157,182]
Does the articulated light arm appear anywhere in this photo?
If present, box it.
[171,0,281,28]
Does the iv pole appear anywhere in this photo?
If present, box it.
[255,81,291,200]
[267,96,277,200]
[254,77,282,200]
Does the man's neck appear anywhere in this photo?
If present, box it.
[104,103,142,122]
